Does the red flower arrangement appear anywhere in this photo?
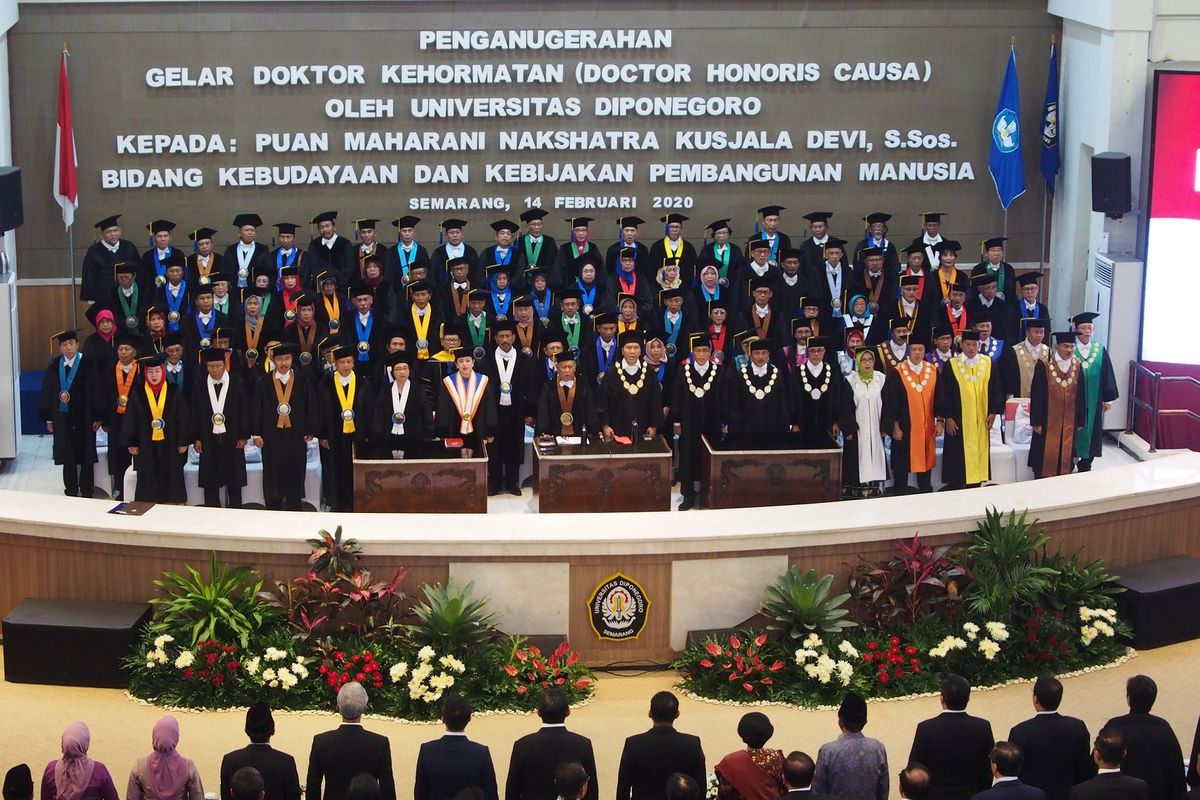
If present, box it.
[318,649,383,692]
[181,640,240,687]
[501,640,594,700]
[861,636,922,685]
[696,633,785,695]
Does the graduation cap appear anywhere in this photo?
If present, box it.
[960,330,982,342]
[385,349,414,368]
[802,212,833,223]
[513,293,536,307]
[190,283,214,299]
[706,298,729,312]
[706,218,732,234]
[406,279,433,295]
[392,215,421,229]
[758,205,786,217]
[931,240,961,254]
[95,214,121,231]
[273,222,300,235]
[902,242,927,256]
[147,219,175,234]
[1071,312,1100,326]
[1017,271,1043,286]
[617,292,638,307]
[310,211,337,225]
[859,246,885,260]
[162,249,186,268]
[189,227,217,242]
[823,237,848,252]
[949,278,970,293]
[279,265,300,279]
[749,275,774,292]
[201,348,229,363]
[233,213,263,228]
[446,255,472,271]
[350,283,375,298]
[920,211,946,224]
[1052,330,1078,344]
[1022,317,1049,331]
[485,263,511,278]
[541,330,568,348]
[450,345,475,360]
[932,324,954,339]
[440,218,467,230]
[591,311,618,327]
[355,218,379,231]
[145,305,167,320]
[658,287,686,303]
[864,212,892,225]
[114,331,142,350]
[747,237,772,251]
[749,337,774,352]
[844,325,867,342]
[51,330,78,351]
[617,329,644,348]
[294,292,315,307]
[139,352,168,367]
[566,216,594,228]
[696,258,720,274]
[160,331,184,349]
[689,333,713,349]
[800,296,822,309]
[970,272,998,288]
[491,319,517,336]
[908,328,931,349]
[617,215,645,228]
[577,250,604,269]
[642,328,666,345]
[519,208,548,223]
[780,248,803,262]
[272,342,301,357]
[982,236,1007,251]
[899,274,921,288]
[240,287,266,302]
[114,261,138,277]
[890,316,914,330]
[791,318,812,333]
[84,304,112,327]
[618,246,638,260]
[467,288,490,302]
[555,349,577,364]
[660,213,688,225]
[329,344,356,361]
[490,219,519,233]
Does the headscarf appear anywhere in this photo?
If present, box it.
[146,716,189,800]
[656,265,682,290]
[848,293,872,325]
[54,722,96,800]
[855,349,875,382]
[94,309,116,344]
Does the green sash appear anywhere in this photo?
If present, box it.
[1075,343,1104,458]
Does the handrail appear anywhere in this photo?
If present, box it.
[1127,361,1200,452]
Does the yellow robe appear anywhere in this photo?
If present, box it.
[951,356,992,484]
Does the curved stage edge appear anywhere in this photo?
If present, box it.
[3,452,1200,665]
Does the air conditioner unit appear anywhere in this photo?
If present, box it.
[1085,251,1142,428]
[0,271,18,458]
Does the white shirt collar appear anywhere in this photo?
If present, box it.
[540,723,567,729]
[751,362,769,377]
[1054,354,1074,371]
[558,380,574,389]
[694,360,710,375]
[103,241,120,253]
[621,360,642,375]
[275,370,291,384]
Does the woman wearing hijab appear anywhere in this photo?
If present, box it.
[842,348,888,498]
[127,717,203,800]
[836,326,867,378]
[841,293,875,344]
[714,713,786,800]
[41,723,118,800]
[370,350,433,457]
[82,307,118,367]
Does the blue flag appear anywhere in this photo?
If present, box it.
[989,45,1026,210]
[1040,42,1061,194]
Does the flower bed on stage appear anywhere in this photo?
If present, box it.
[675,509,1132,706]
[125,528,594,720]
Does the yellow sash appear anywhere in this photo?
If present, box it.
[334,372,357,434]
[412,306,433,360]
[145,383,167,441]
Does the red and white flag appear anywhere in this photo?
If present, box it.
[53,47,78,229]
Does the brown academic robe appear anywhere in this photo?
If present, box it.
[1028,358,1088,478]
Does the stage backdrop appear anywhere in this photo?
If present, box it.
[10,1,1055,282]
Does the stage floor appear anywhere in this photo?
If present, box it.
[0,640,1194,799]
[0,434,1140,512]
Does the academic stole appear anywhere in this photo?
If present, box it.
[946,306,968,336]
[937,268,958,302]
[114,363,138,414]
[561,316,582,350]
[412,307,433,359]
[444,371,488,434]
[752,310,773,340]
[523,235,544,266]
[468,316,488,349]
[145,382,167,441]
[663,238,683,259]
[207,376,229,434]
[322,294,342,331]
[244,320,264,361]
[452,284,471,317]
[863,272,886,307]
[618,320,638,334]
[334,373,357,434]
[118,285,140,326]
[57,355,81,412]
[281,290,299,326]
[390,379,411,434]
[195,254,213,281]
[713,244,730,280]
[517,322,536,353]
[557,382,576,435]
[273,375,295,429]
[709,325,728,359]
[618,272,638,296]
[296,323,317,360]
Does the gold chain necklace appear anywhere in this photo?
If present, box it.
[740,363,778,400]
[954,355,988,383]
[685,361,718,398]
[799,362,831,399]
[619,362,648,395]
[900,359,933,393]
[1051,358,1079,388]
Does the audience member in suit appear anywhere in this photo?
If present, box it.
[306,682,396,800]
[220,704,300,800]
[714,713,785,800]
[616,691,706,800]
[813,693,889,800]
[772,752,835,800]
[969,742,1045,800]
[1188,714,1200,791]
[1102,675,1186,800]
[1068,727,1148,800]
[900,764,932,800]
[553,764,591,800]
[506,689,598,800]
[908,675,995,800]
[1007,676,1095,800]
[414,695,499,800]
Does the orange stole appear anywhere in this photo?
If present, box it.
[900,363,938,473]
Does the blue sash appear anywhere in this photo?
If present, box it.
[57,355,81,412]
[355,312,374,362]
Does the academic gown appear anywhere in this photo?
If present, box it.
[536,378,599,437]
[319,372,374,511]
[162,361,191,398]
[314,293,352,342]
[810,263,860,319]
[601,271,655,318]
[268,247,306,288]
[842,371,888,486]
[792,361,852,445]
[398,304,446,362]
[696,242,744,289]
[237,317,277,370]
[648,237,699,284]
[1073,341,1119,461]
[222,242,271,288]
[438,281,477,322]
[121,379,191,503]
[598,362,664,437]
[347,311,388,379]
[186,252,226,289]
[435,371,499,451]
[80,239,140,302]
[305,236,357,288]
[430,244,481,284]
[153,283,192,332]
[647,360,677,428]
[137,247,181,295]
[386,241,432,287]
[971,260,1018,303]
[851,237,901,273]
[190,373,250,491]
[671,360,729,491]
[370,378,434,454]
[881,360,940,478]
[657,309,695,366]
[480,348,535,466]
[250,370,319,503]
[967,296,1015,343]
[548,313,594,358]
[513,319,550,360]
[287,322,325,381]
[934,354,1005,487]
[771,272,806,322]
[923,267,968,310]
[1000,342,1050,399]
[871,300,926,346]
[39,354,103,467]
[1028,358,1088,478]
[181,309,231,360]
[701,324,739,368]
[513,235,560,287]
[728,362,792,434]
[101,360,140,458]
[82,332,117,368]
[107,285,150,334]
[579,337,621,393]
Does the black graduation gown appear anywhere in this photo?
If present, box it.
[731,263,782,315]
[430,243,481,284]
[696,242,745,288]
[771,272,806,322]
[601,271,655,319]
[153,283,192,331]
[267,247,307,289]
[598,362,664,437]
[727,362,792,434]
[966,297,1015,343]
[810,263,860,315]
[555,241,604,288]
[527,356,563,419]
[852,267,897,315]
[656,309,695,366]
[369,379,434,454]
[80,239,140,302]
[480,348,535,465]
[548,314,593,357]
[39,355,103,466]
[190,373,249,491]
[970,260,1018,303]
[922,267,968,309]
[799,235,835,282]
[851,237,902,274]
[671,360,728,487]
[181,309,231,360]
[1077,344,1119,460]
[162,361,191,398]
[121,379,191,503]
[1027,359,1088,476]
[319,373,374,511]
[647,360,677,428]
[579,337,622,394]
[435,370,500,451]
[222,242,271,288]
[186,252,226,289]
[346,310,388,380]
[934,355,1006,487]
[137,247,179,294]
[872,300,927,346]
[107,285,150,334]
[386,241,432,286]
[82,332,117,369]
[306,236,357,287]
[438,281,477,322]
[605,240,653,280]
[398,304,447,361]
[792,361,852,443]
[536,379,599,437]
[514,234,560,286]
[512,319,550,361]
[250,370,319,502]
[647,238,699,284]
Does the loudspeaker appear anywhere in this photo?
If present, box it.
[0,167,22,232]
[1091,152,1132,216]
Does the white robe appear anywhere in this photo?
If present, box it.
[847,371,888,483]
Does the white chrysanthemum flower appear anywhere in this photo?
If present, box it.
[1080,626,1097,646]
[261,668,276,682]
[145,660,156,669]
[439,655,466,674]
[155,649,169,664]
[803,664,819,679]
[154,634,175,647]
[291,662,309,679]
[390,662,409,682]
[423,689,443,704]
[836,661,854,686]
[978,639,1000,660]
[802,633,823,648]
[243,657,260,676]
[174,651,195,669]
[418,646,436,662]
[1094,620,1115,637]
[985,622,1010,642]
[838,640,859,658]
[962,622,980,640]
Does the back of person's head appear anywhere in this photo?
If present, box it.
[442,694,472,731]
[538,688,570,724]
[989,742,1023,777]
[1125,675,1157,713]
[2,765,33,800]
[553,762,589,800]
[1094,727,1125,767]
[245,702,275,743]
[649,691,680,724]
[337,682,369,720]
[1032,675,1063,711]
[736,712,774,748]
[664,774,699,800]
[782,752,816,789]
[838,692,868,732]
[345,774,382,800]
[941,674,971,711]
[899,763,931,800]
[230,768,264,800]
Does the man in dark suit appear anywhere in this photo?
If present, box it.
[221,703,300,800]
[908,675,995,800]
[1102,675,1186,800]
[774,751,835,800]
[970,743,1045,800]
[306,682,396,800]
[1008,676,1095,800]
[507,688,598,800]
[1069,728,1149,800]
[616,691,705,800]
[415,695,499,800]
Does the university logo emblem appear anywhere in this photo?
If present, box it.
[588,572,650,641]
[1042,103,1057,148]
[993,108,1019,153]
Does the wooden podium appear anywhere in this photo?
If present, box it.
[353,442,488,513]
[702,433,841,509]
[534,435,672,513]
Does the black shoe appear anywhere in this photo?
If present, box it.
[520,476,533,488]
[507,486,522,497]
[487,485,501,496]
[678,497,695,511]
